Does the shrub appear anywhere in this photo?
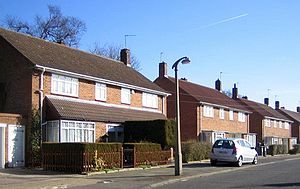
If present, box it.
[182,140,211,163]
[123,142,162,152]
[289,144,300,154]
[124,119,175,149]
[268,144,288,156]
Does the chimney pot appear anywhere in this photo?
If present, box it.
[264,98,269,106]
[297,106,300,113]
[215,79,221,91]
[120,48,131,67]
[242,96,248,99]
[159,62,168,77]
[275,101,280,110]
[232,83,238,99]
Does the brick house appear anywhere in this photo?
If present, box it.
[277,106,300,144]
[154,62,254,145]
[234,91,294,148]
[0,28,168,167]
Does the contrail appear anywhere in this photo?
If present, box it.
[197,13,249,30]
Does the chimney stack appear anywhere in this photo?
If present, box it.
[159,62,168,78]
[275,101,280,110]
[120,48,131,67]
[215,79,221,92]
[297,107,300,113]
[232,83,238,99]
[264,98,269,106]
[242,96,248,100]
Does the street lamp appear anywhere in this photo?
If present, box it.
[172,57,191,176]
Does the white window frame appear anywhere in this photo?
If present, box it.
[219,108,224,119]
[95,83,107,101]
[238,112,246,122]
[273,120,277,128]
[203,105,214,118]
[51,74,78,97]
[142,92,158,108]
[279,121,283,128]
[60,120,95,143]
[284,122,290,130]
[45,120,59,142]
[264,119,271,127]
[229,110,234,121]
[121,88,131,104]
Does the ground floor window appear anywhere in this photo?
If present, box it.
[106,124,124,142]
[200,131,225,144]
[44,120,95,143]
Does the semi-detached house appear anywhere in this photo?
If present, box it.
[154,62,256,146]
[0,28,168,167]
[234,90,295,148]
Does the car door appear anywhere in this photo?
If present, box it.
[244,140,256,161]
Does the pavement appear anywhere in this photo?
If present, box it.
[1,154,299,189]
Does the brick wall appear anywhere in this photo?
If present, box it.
[200,107,248,134]
[0,37,33,118]
[249,113,264,142]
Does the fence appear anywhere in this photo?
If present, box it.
[42,145,172,173]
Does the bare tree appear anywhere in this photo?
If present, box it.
[4,5,86,47]
[90,43,141,71]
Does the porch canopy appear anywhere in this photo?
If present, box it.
[45,96,166,123]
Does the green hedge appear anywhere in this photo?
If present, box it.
[182,140,212,163]
[289,144,300,154]
[124,119,175,149]
[268,144,288,156]
[123,142,162,152]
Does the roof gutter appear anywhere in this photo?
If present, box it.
[34,65,170,96]
[199,101,251,114]
[264,116,293,123]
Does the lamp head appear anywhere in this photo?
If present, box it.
[181,57,191,64]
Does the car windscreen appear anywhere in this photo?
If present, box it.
[213,140,235,149]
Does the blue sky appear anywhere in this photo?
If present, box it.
[1,0,299,111]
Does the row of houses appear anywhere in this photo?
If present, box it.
[0,28,299,168]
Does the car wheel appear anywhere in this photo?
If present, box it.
[236,156,243,167]
[252,155,258,165]
[210,159,217,166]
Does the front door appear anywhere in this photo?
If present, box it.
[8,125,25,167]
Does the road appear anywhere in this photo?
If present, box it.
[1,155,300,189]
[154,157,300,189]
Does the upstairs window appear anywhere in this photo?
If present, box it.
[121,88,131,104]
[51,74,78,97]
[279,121,283,128]
[238,112,246,122]
[273,120,277,128]
[142,93,158,108]
[95,83,107,101]
[284,122,290,130]
[264,119,271,127]
[203,105,214,118]
[229,110,234,120]
[219,108,224,119]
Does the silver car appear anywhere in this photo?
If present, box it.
[210,138,258,167]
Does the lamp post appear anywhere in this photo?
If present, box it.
[172,57,191,176]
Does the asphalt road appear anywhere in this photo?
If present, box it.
[154,157,300,189]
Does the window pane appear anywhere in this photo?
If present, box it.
[61,129,68,142]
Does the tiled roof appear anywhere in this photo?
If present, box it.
[157,77,249,112]
[278,108,300,123]
[0,28,165,93]
[45,96,166,123]
[236,98,292,121]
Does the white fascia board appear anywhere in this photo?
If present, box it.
[35,65,169,96]
[264,116,294,123]
[199,101,251,114]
